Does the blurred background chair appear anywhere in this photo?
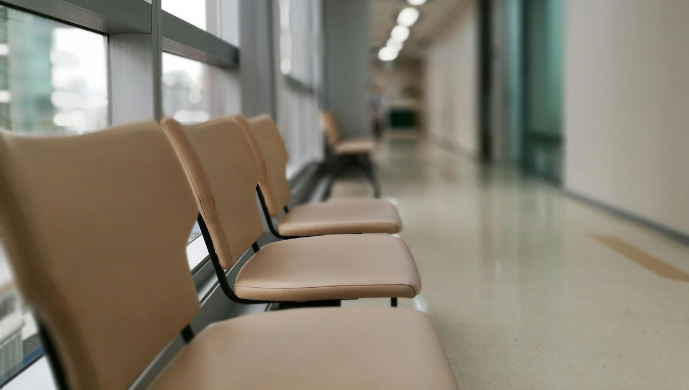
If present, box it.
[320,112,381,199]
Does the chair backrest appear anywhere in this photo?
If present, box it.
[320,112,340,148]
[245,114,292,218]
[0,121,200,389]
[161,116,264,269]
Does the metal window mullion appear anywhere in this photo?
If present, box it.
[0,0,151,34]
[108,0,163,124]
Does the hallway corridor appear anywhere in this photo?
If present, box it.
[340,139,689,389]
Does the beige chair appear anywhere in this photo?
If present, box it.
[245,114,401,238]
[161,115,419,307]
[0,121,458,389]
[320,112,381,198]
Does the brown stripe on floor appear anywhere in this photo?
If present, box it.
[591,234,689,282]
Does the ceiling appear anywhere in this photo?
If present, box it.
[370,0,466,57]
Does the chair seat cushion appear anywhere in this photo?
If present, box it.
[334,138,377,154]
[234,234,421,302]
[278,199,402,236]
[149,307,458,390]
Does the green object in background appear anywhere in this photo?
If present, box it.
[388,109,416,129]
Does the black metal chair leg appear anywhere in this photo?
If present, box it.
[391,298,397,307]
[322,157,348,201]
[358,154,381,198]
[37,321,68,390]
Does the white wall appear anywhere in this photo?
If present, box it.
[424,0,478,155]
[564,0,689,236]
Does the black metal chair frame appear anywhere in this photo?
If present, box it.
[322,153,381,200]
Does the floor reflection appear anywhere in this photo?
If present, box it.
[341,137,689,389]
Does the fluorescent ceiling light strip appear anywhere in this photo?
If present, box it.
[397,7,420,27]
[391,25,410,42]
[378,46,398,62]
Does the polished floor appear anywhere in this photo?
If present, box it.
[336,138,689,389]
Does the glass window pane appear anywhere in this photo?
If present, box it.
[162,53,220,124]
[0,7,108,136]
[162,0,207,30]
[0,244,40,385]
[220,0,240,47]
[162,0,239,45]
[0,5,108,385]
[162,52,241,124]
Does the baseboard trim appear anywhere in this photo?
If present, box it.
[564,189,689,247]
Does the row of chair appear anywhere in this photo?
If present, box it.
[163,115,416,306]
[0,113,458,389]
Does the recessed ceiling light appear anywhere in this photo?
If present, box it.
[397,7,420,27]
[378,47,398,62]
[407,0,427,5]
[387,39,403,51]
[391,25,410,42]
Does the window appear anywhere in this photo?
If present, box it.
[162,0,207,31]
[0,6,108,136]
[0,6,108,384]
[274,0,324,176]
[162,51,240,127]
[162,0,239,46]
[278,0,293,75]
[0,244,38,385]
[163,53,220,124]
